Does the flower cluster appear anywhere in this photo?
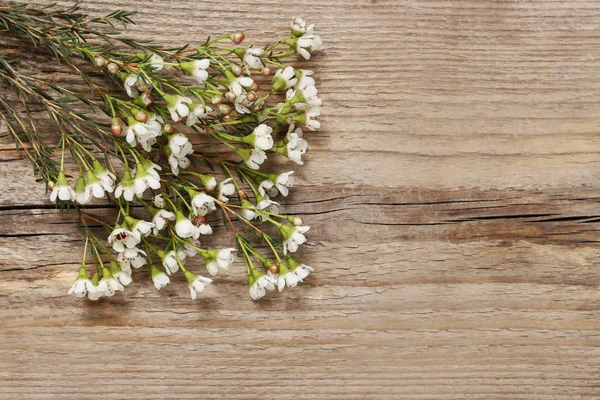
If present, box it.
[0,4,322,301]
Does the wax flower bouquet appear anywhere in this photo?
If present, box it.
[0,3,323,301]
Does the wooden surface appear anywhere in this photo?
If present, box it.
[1,0,600,398]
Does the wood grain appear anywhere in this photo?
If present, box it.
[1,0,600,399]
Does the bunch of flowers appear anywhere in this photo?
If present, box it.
[0,4,322,301]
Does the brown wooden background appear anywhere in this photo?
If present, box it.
[1,0,600,398]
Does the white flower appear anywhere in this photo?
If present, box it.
[280,224,310,254]
[291,17,314,37]
[50,172,74,202]
[293,263,314,280]
[203,248,236,276]
[293,106,321,131]
[98,268,124,297]
[117,247,147,274]
[272,67,298,92]
[117,268,135,286]
[229,77,254,114]
[114,170,136,202]
[153,194,165,208]
[92,160,116,193]
[126,119,161,152]
[248,271,276,300]
[277,264,301,292]
[190,192,217,216]
[216,178,236,202]
[285,124,308,165]
[286,85,321,110]
[67,272,94,298]
[159,249,186,275]
[151,265,170,290]
[107,225,141,252]
[237,148,267,170]
[272,171,294,197]
[241,199,257,220]
[168,150,191,176]
[132,164,161,196]
[186,272,213,300]
[297,33,323,60]
[148,53,164,71]
[243,124,273,151]
[85,171,106,199]
[181,59,210,84]
[257,178,278,198]
[165,94,193,122]
[123,74,140,98]
[294,69,315,91]
[175,211,200,239]
[152,209,175,231]
[256,196,279,217]
[168,134,193,159]
[146,112,164,133]
[73,177,92,205]
[186,103,212,127]
[126,217,155,237]
[243,47,264,71]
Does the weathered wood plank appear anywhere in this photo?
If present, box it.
[1,0,600,399]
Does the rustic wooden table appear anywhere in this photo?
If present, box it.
[1,1,600,399]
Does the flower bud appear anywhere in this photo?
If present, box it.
[192,215,207,226]
[110,119,123,136]
[246,91,257,102]
[135,110,148,123]
[249,82,259,92]
[237,189,248,200]
[48,180,55,191]
[94,56,106,67]
[211,95,223,105]
[141,91,154,106]
[269,263,280,274]
[107,62,119,75]
[163,124,174,134]
[293,216,304,226]
[225,92,237,102]
[231,65,243,77]
[231,32,245,44]
[261,67,271,76]
[219,104,231,115]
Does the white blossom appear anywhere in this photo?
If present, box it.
[238,148,267,170]
[186,103,212,127]
[190,192,217,216]
[67,272,94,298]
[294,69,315,91]
[258,179,278,198]
[50,172,74,202]
[297,33,323,60]
[152,209,175,231]
[229,76,254,114]
[244,124,274,151]
[280,224,310,254]
[277,264,302,292]
[272,171,294,197]
[93,160,116,193]
[181,59,210,84]
[132,164,161,196]
[151,265,170,290]
[272,66,298,92]
[107,225,141,252]
[98,269,124,297]
[243,47,264,71]
[216,178,236,202]
[293,263,314,280]
[117,247,147,274]
[186,272,213,300]
[203,248,236,276]
[165,94,193,122]
[285,124,308,165]
[175,212,200,239]
[148,53,164,71]
[126,119,161,152]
